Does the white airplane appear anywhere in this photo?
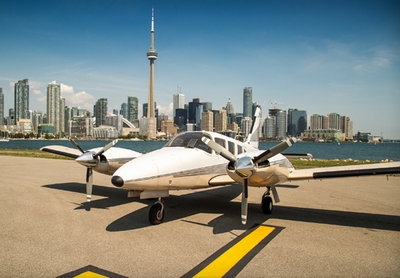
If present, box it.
[110,107,400,225]
[41,139,141,202]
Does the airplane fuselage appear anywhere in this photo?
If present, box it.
[111,131,295,193]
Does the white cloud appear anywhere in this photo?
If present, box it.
[352,48,394,74]
[157,102,173,119]
[60,83,95,110]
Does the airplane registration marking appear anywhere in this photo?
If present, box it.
[192,225,279,277]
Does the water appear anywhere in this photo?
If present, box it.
[0,139,399,161]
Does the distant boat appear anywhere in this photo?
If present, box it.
[130,138,143,142]
[0,138,9,142]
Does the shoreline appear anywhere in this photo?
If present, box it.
[0,149,389,169]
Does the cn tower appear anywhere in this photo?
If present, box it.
[146,7,157,138]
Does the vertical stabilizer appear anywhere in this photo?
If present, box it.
[245,106,262,148]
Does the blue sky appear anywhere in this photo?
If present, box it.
[1,0,399,138]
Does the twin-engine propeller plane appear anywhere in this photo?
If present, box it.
[41,140,141,202]
[41,107,400,225]
[110,107,400,225]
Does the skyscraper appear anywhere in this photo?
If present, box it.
[0,88,4,125]
[146,7,158,138]
[173,93,184,118]
[14,79,29,124]
[94,98,108,127]
[46,81,61,134]
[225,98,234,115]
[287,108,307,137]
[243,87,252,118]
[127,96,138,126]
[120,102,128,119]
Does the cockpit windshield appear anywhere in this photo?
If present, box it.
[164,132,212,153]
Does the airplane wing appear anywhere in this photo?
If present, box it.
[41,145,82,159]
[208,174,236,186]
[288,162,400,180]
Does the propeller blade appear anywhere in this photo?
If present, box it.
[253,138,296,164]
[201,137,236,164]
[241,179,248,225]
[86,168,93,202]
[93,139,118,158]
[70,139,84,153]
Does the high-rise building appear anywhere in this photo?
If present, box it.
[174,108,187,128]
[225,98,234,115]
[276,110,287,139]
[243,87,252,118]
[188,98,201,124]
[263,116,276,138]
[328,113,340,130]
[202,102,212,112]
[127,96,138,126]
[46,81,61,134]
[14,79,29,124]
[120,102,128,119]
[241,117,253,138]
[173,93,185,118]
[145,7,158,138]
[0,88,4,125]
[215,109,227,132]
[288,108,307,137]
[201,110,213,131]
[195,104,203,131]
[59,98,65,134]
[310,114,323,130]
[94,98,108,127]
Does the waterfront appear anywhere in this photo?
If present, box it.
[0,139,399,161]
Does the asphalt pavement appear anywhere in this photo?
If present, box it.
[1,156,399,277]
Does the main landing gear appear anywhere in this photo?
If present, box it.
[149,198,165,225]
[261,186,273,214]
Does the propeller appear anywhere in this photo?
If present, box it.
[253,138,296,164]
[202,137,296,225]
[71,139,118,202]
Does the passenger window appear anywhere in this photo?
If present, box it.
[237,145,243,154]
[228,141,235,155]
[215,138,226,148]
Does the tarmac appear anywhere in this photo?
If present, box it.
[1,156,399,277]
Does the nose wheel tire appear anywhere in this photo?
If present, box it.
[149,202,165,225]
[261,195,273,214]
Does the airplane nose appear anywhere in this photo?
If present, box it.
[111,175,124,187]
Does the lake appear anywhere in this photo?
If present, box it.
[1,139,399,161]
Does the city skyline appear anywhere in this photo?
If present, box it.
[0,1,399,138]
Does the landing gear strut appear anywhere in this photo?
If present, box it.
[149,198,165,225]
[261,187,273,214]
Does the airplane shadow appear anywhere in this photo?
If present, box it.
[43,183,400,234]
[42,182,151,210]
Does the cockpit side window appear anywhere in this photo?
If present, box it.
[237,145,243,154]
[228,141,235,155]
[215,138,226,148]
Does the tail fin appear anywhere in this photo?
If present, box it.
[245,106,262,148]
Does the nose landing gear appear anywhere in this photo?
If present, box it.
[149,198,165,225]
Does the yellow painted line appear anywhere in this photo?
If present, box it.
[74,271,108,278]
[194,225,275,278]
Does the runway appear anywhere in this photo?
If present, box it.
[1,156,399,277]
